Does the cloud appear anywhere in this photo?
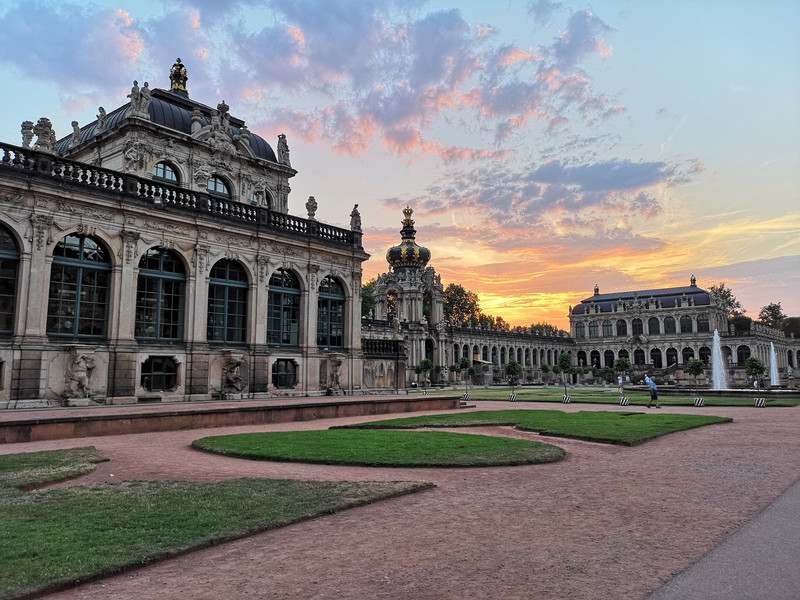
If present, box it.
[530,159,674,191]
[0,2,144,90]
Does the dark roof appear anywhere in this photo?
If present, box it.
[57,89,277,162]
[572,285,711,315]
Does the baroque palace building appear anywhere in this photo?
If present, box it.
[363,209,798,390]
[0,60,369,408]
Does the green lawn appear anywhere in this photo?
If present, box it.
[0,447,430,600]
[193,429,566,467]
[416,386,800,406]
[343,409,732,445]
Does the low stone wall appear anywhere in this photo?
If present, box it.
[1,396,461,444]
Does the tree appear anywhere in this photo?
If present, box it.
[730,315,752,333]
[782,317,800,338]
[758,302,785,329]
[458,356,472,394]
[361,279,376,319]
[481,363,490,385]
[541,363,551,383]
[685,358,705,395]
[529,321,567,337]
[613,357,632,377]
[418,358,433,390]
[443,284,481,326]
[708,282,745,318]
[505,360,523,393]
[557,352,573,395]
[433,364,442,384]
[745,356,766,387]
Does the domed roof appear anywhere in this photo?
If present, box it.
[386,207,431,272]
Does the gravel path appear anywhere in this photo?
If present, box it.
[3,401,799,600]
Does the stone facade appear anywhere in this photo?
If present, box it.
[0,62,368,408]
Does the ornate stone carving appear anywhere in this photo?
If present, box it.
[21,120,34,148]
[55,202,113,221]
[123,140,149,173]
[194,244,210,273]
[63,350,95,400]
[306,196,318,220]
[193,163,212,186]
[143,219,190,236]
[29,214,54,252]
[120,230,140,264]
[70,121,81,148]
[350,204,362,232]
[128,80,152,118]
[96,107,107,132]
[308,264,320,289]
[33,117,56,153]
[277,133,291,167]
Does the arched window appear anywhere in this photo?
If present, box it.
[463,344,469,360]
[648,317,660,335]
[682,347,695,364]
[651,348,663,369]
[492,347,498,364]
[151,161,179,184]
[602,320,613,337]
[517,348,523,363]
[207,175,231,198]
[697,314,710,333]
[616,319,627,336]
[789,350,795,369]
[500,347,507,365]
[632,319,643,335]
[575,323,585,339]
[135,248,186,340]
[267,269,300,346]
[666,347,678,367]
[590,350,601,368]
[525,348,531,366]
[453,344,460,361]
[482,346,489,361]
[208,260,248,343]
[47,234,111,338]
[588,321,599,338]
[699,346,711,365]
[618,349,629,360]
[604,350,615,367]
[680,315,693,333]
[317,276,345,347]
[664,316,676,334]
[0,225,20,334]
[577,351,587,367]
[633,348,646,366]
[141,356,178,392]
[737,345,751,365]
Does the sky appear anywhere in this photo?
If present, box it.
[1,0,798,329]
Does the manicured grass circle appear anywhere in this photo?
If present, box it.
[193,429,566,467]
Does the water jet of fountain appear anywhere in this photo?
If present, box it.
[770,342,779,386]
[711,329,729,390]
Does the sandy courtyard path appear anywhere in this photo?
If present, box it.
[3,401,799,600]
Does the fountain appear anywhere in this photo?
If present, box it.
[770,342,779,386]
[711,329,729,390]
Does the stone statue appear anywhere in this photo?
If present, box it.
[277,133,291,167]
[20,121,34,148]
[64,353,94,399]
[70,121,81,148]
[140,82,152,116]
[32,117,56,153]
[223,358,244,393]
[96,107,107,132]
[128,80,152,117]
[350,204,362,231]
[128,80,140,108]
[306,196,318,220]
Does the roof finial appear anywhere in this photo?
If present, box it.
[170,58,188,96]
[594,283,599,295]
[690,274,696,286]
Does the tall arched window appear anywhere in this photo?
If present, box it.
[207,175,231,198]
[135,248,186,340]
[47,234,111,338]
[317,276,345,348]
[0,226,20,334]
[666,347,678,367]
[267,269,300,346]
[575,323,585,339]
[664,316,676,334]
[680,315,693,333]
[590,350,600,368]
[736,345,751,364]
[577,351,587,366]
[697,314,710,333]
[604,350,614,367]
[152,161,179,184]
[602,320,613,337]
[682,347,695,364]
[588,321,599,338]
[699,346,711,365]
[208,260,248,343]
[648,317,660,335]
[633,348,646,366]
[616,319,627,336]
[618,349,629,360]
[651,348,663,368]
[632,319,643,335]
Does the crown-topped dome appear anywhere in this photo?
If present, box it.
[386,206,431,272]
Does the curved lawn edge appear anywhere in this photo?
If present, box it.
[192,429,566,468]
[338,410,733,446]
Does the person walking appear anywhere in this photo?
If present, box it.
[617,375,624,393]
[645,376,660,408]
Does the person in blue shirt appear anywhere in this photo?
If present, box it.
[645,376,660,409]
